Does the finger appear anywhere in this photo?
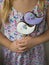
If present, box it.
[18,42,27,47]
[18,47,27,51]
[16,47,28,53]
[16,45,27,51]
[16,50,25,53]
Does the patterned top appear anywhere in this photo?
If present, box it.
[0,0,49,41]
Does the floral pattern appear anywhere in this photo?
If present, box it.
[0,0,49,65]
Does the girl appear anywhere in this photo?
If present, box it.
[0,0,49,65]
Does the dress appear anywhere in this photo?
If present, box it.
[0,0,49,65]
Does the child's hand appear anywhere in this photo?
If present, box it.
[9,40,26,53]
[17,36,34,52]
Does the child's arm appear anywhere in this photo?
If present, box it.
[0,31,25,53]
[0,23,26,53]
[0,31,11,49]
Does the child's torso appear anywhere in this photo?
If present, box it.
[1,0,48,41]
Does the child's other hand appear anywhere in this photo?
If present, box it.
[17,36,34,52]
[9,40,26,53]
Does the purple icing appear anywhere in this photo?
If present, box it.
[24,12,43,25]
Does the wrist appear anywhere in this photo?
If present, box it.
[30,36,39,47]
[7,40,12,50]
